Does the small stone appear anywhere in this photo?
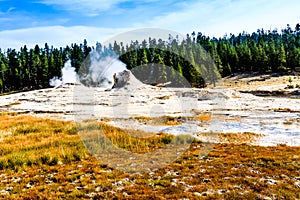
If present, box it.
[115,181,123,186]
[203,178,211,183]
[263,197,272,200]
[234,185,243,190]
[293,177,300,181]
[0,190,9,195]
[5,187,13,192]
[123,192,129,197]
[179,181,186,186]
[194,192,202,197]
[95,187,101,192]
[174,172,181,176]
[280,174,289,179]
[130,163,137,167]
[86,192,96,198]
[45,180,53,184]
[201,190,214,196]
[149,172,155,176]
[26,182,33,188]
[170,182,177,187]
[171,179,177,183]
[260,178,278,185]
[218,189,226,194]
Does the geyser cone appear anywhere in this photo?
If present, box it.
[111,70,144,89]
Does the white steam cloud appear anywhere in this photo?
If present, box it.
[78,46,127,88]
[50,47,127,89]
[49,60,78,87]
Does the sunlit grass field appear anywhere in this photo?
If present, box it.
[0,112,299,199]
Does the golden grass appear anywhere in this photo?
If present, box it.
[77,121,178,154]
[219,132,263,144]
[134,113,213,125]
[134,116,182,126]
[0,112,299,199]
[197,113,212,122]
[0,112,87,171]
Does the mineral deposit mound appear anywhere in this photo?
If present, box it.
[111,70,144,90]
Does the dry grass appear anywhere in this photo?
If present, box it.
[197,113,212,122]
[0,112,299,199]
[134,116,182,126]
[219,132,263,144]
[77,121,178,154]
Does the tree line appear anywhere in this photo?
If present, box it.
[1,23,300,93]
[0,40,91,93]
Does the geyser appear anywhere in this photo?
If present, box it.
[49,60,78,87]
[78,45,127,88]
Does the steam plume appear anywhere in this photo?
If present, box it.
[78,45,127,88]
[49,60,78,87]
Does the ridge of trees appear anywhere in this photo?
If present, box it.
[1,23,300,93]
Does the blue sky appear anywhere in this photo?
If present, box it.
[0,0,299,50]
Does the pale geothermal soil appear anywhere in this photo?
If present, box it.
[221,74,300,92]
[0,74,300,147]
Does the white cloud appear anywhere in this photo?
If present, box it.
[37,0,161,16]
[0,26,128,50]
[140,0,300,37]
[1,0,299,51]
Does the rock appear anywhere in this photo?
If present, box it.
[201,190,214,196]
[218,189,226,194]
[112,70,143,89]
[170,182,177,187]
[194,192,202,197]
[26,182,34,188]
[263,197,273,200]
[280,174,289,180]
[95,187,101,192]
[123,178,130,182]
[234,185,243,190]
[203,178,211,183]
[179,181,186,186]
[114,181,124,187]
[260,178,278,185]
[293,177,300,181]
[149,172,155,176]
[86,192,96,198]
[291,90,300,95]
[122,192,129,197]
[0,190,9,195]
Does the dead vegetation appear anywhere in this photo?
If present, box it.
[0,112,299,199]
